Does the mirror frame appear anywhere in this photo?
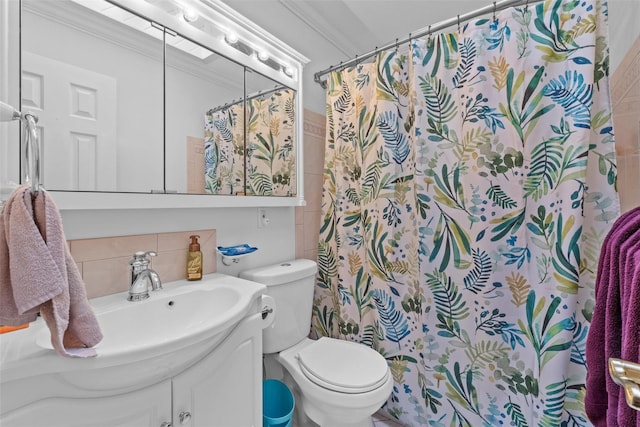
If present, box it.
[0,0,309,209]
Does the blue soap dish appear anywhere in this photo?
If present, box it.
[217,244,258,265]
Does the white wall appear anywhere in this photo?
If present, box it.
[608,0,640,72]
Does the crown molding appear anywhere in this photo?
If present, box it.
[277,0,373,58]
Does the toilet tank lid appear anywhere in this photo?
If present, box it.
[240,259,318,286]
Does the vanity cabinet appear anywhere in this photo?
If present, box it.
[0,312,263,427]
[173,311,263,426]
[0,380,173,427]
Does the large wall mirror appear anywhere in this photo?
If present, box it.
[20,0,301,199]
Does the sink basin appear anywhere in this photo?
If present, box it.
[37,285,242,355]
[2,274,266,393]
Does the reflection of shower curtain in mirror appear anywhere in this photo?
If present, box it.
[204,89,296,196]
[204,107,245,195]
[245,89,296,196]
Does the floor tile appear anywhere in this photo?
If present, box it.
[373,411,405,426]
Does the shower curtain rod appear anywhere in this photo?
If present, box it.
[207,85,290,114]
[313,0,541,88]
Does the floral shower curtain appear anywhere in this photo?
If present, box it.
[204,88,296,196]
[312,0,619,425]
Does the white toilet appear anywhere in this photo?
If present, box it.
[240,259,394,427]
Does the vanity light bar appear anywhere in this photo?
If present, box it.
[71,0,213,60]
[223,32,293,77]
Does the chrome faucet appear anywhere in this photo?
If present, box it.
[127,251,162,302]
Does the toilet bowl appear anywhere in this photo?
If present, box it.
[278,337,393,427]
[240,259,393,427]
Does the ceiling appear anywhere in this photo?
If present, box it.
[221,0,640,113]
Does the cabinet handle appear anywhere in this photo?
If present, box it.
[179,411,192,425]
[160,423,172,427]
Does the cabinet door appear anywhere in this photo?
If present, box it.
[1,380,172,427]
[173,313,263,427]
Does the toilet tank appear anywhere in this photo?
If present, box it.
[240,259,317,354]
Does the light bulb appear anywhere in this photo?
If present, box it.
[257,50,269,62]
[283,66,294,77]
[182,8,198,22]
[225,33,239,44]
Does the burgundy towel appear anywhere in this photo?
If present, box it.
[617,235,640,426]
[621,229,640,355]
[0,185,102,357]
[586,206,640,426]
[616,224,640,426]
[620,250,640,426]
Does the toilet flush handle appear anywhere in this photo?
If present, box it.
[179,411,191,425]
[262,306,273,319]
[260,295,276,329]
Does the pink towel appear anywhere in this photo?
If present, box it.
[0,185,102,357]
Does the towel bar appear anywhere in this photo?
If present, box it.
[0,101,40,207]
[609,358,640,411]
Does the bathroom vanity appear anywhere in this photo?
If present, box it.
[0,274,271,427]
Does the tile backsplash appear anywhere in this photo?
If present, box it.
[296,109,325,262]
[612,35,640,212]
[69,229,216,299]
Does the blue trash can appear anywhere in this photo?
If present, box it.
[263,379,295,427]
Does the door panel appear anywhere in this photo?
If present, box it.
[22,51,116,191]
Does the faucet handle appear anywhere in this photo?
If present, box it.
[130,251,157,265]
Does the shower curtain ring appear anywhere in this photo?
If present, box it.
[493,1,497,21]
[457,15,461,32]
[524,0,529,12]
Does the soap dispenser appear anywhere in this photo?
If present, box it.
[187,235,203,281]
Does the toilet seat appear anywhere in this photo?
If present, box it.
[295,337,390,394]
